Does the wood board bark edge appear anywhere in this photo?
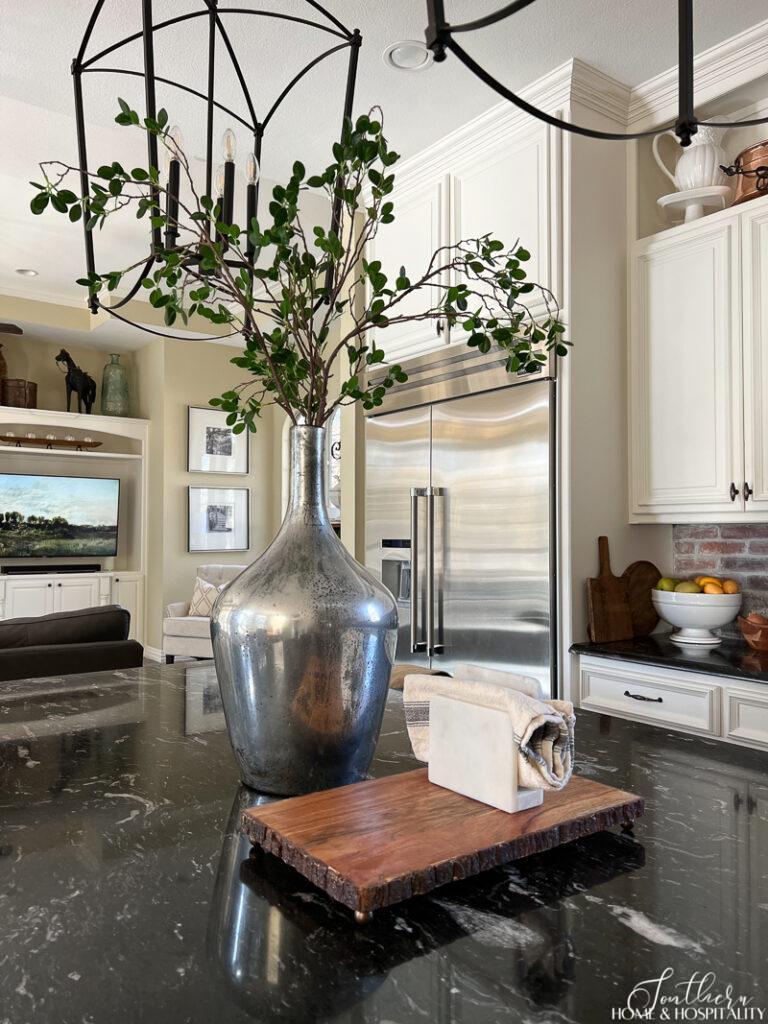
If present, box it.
[240,775,645,914]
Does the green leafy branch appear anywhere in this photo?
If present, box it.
[29,101,569,432]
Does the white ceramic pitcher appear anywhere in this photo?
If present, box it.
[653,124,730,192]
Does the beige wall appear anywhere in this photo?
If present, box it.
[0,332,136,415]
[155,338,276,649]
[134,338,166,650]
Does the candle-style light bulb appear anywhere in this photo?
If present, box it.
[163,125,183,250]
[214,163,226,197]
[246,151,260,186]
[162,125,183,174]
[221,128,237,162]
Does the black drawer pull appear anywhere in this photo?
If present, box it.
[624,689,663,703]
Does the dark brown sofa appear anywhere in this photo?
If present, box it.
[0,605,144,681]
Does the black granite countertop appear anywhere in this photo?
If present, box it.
[1,661,767,1023]
[571,631,768,684]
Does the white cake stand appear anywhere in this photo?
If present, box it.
[657,185,732,224]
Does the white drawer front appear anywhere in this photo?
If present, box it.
[725,688,768,750]
[579,660,719,735]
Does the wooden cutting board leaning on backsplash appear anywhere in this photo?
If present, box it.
[586,536,660,642]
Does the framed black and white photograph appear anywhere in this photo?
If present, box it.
[184,665,226,736]
[188,406,249,474]
[188,486,249,552]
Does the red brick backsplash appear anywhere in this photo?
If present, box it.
[673,524,768,635]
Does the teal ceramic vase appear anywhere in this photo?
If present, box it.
[101,353,129,416]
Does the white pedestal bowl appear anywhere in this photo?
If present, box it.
[652,589,742,646]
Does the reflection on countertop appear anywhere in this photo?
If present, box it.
[572,631,768,683]
[1,660,766,1023]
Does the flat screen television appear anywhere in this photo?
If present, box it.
[0,473,120,558]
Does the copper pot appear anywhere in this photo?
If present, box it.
[724,140,768,206]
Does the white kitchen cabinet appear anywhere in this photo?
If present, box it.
[450,121,553,316]
[629,215,744,520]
[629,193,768,522]
[577,653,768,752]
[368,176,449,362]
[367,115,557,365]
[111,573,143,642]
[741,202,768,511]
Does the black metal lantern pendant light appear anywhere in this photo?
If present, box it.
[72,0,360,331]
[425,0,768,148]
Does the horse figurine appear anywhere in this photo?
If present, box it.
[55,349,96,414]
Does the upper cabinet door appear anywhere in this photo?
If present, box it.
[630,218,744,520]
[368,175,448,364]
[742,204,768,510]
[450,122,554,318]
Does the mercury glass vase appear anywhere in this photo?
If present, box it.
[100,353,129,416]
[211,424,398,795]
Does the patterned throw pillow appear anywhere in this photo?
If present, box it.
[188,577,223,617]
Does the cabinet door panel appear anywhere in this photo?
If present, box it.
[368,176,447,362]
[630,219,743,517]
[54,577,101,613]
[5,578,55,618]
[742,205,768,509]
[112,576,143,642]
[451,122,552,315]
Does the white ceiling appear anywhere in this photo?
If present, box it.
[1,0,767,314]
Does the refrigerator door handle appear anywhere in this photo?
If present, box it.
[426,486,445,656]
[410,488,428,653]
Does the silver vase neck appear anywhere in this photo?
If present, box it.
[287,425,330,526]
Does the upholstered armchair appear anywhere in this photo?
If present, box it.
[162,564,248,663]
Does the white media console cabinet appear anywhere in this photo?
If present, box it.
[0,407,149,646]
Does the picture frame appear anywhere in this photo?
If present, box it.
[188,486,249,552]
[187,406,249,475]
[184,665,226,736]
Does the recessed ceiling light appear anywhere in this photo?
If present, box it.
[382,40,434,73]
[15,268,38,277]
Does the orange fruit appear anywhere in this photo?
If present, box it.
[723,579,740,594]
[703,582,724,595]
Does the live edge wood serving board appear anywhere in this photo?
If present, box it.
[241,769,644,922]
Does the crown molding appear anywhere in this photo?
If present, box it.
[394,58,630,187]
[629,17,768,131]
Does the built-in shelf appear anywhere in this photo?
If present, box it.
[0,446,142,460]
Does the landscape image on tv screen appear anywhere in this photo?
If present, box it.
[0,474,120,558]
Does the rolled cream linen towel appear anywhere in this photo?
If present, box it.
[451,662,543,699]
[403,673,575,791]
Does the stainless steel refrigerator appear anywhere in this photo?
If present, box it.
[364,347,556,698]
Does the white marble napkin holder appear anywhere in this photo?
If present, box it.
[427,693,544,814]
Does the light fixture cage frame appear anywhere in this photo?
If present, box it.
[425,0,768,148]
[72,0,361,335]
